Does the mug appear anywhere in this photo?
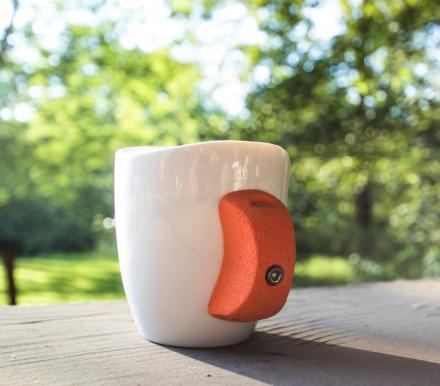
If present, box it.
[115,141,295,347]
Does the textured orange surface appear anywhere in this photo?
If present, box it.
[209,189,296,322]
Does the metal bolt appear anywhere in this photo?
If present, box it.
[266,265,284,286]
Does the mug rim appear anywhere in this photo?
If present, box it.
[115,140,288,160]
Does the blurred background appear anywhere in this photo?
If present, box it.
[0,0,438,305]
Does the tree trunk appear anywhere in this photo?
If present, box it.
[356,183,373,257]
[0,0,19,68]
[356,183,372,229]
[2,246,17,305]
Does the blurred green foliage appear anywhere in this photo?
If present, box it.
[219,0,440,279]
[0,0,439,284]
[1,17,211,251]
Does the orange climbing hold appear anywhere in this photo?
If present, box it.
[209,189,296,322]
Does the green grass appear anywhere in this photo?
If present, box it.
[294,255,354,287]
[0,251,124,305]
[0,252,354,305]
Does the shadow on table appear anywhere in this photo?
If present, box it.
[168,332,440,385]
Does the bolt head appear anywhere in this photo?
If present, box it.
[266,265,284,286]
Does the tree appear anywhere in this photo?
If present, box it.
[0,7,210,252]
[184,0,440,278]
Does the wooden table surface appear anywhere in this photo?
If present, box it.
[1,280,440,385]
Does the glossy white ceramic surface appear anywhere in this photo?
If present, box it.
[114,141,290,347]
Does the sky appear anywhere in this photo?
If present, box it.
[0,0,344,116]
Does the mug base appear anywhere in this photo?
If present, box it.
[140,329,255,349]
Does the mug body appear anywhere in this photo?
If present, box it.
[115,141,290,347]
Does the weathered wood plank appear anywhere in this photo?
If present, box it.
[1,280,440,385]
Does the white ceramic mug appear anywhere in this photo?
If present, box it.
[115,140,291,347]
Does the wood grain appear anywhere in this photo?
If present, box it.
[1,280,440,385]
